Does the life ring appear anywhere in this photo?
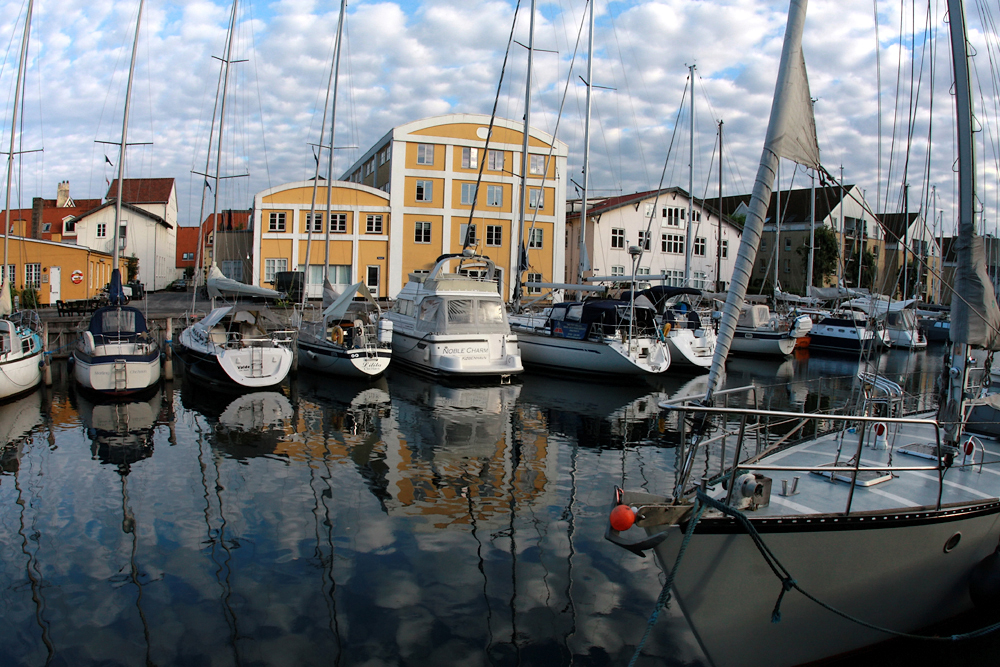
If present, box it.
[330,325,344,345]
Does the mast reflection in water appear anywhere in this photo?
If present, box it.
[0,349,946,665]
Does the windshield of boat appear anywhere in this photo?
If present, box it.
[415,296,509,334]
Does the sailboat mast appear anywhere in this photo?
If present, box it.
[903,183,909,298]
[323,0,348,292]
[578,0,594,284]
[112,0,146,291]
[515,0,536,304]
[716,120,722,291]
[807,169,815,297]
[2,0,33,304]
[774,161,781,292]
[212,0,239,278]
[684,64,695,286]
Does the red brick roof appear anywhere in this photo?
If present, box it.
[106,178,175,204]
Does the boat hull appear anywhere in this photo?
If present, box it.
[515,329,669,376]
[297,338,391,378]
[729,330,797,356]
[176,329,293,389]
[73,348,161,395]
[388,328,522,378]
[665,328,714,369]
[650,503,1000,667]
[0,347,42,401]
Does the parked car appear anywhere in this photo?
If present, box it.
[168,279,187,292]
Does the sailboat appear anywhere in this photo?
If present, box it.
[72,0,161,396]
[175,0,294,389]
[294,0,392,380]
[606,1,1000,665]
[508,0,671,377]
[0,0,44,402]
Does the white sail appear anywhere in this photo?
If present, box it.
[0,279,11,317]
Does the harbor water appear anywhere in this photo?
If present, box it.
[2,345,995,666]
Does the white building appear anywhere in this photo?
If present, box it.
[66,178,177,291]
[566,187,741,291]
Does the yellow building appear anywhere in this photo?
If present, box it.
[0,233,122,305]
[252,114,567,300]
[253,181,392,297]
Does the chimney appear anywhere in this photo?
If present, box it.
[31,197,43,239]
[56,180,70,207]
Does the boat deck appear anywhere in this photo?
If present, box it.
[717,419,1000,518]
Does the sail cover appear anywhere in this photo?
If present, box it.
[0,278,11,316]
[207,264,282,300]
[951,233,1000,350]
[322,281,378,323]
[767,38,821,169]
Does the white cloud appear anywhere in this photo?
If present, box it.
[0,0,991,236]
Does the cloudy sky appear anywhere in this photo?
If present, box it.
[0,0,996,235]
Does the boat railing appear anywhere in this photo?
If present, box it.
[217,329,296,350]
[659,383,948,516]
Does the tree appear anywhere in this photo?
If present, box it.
[126,255,140,283]
[844,247,877,289]
[796,225,838,290]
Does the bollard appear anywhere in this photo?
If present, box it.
[163,317,174,381]
[42,322,52,386]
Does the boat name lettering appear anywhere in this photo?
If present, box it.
[440,345,490,355]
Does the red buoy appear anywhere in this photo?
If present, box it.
[609,504,636,531]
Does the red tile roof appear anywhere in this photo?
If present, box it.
[106,178,175,204]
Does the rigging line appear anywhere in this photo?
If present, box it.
[461,0,522,252]
[898,0,931,211]
[520,0,590,276]
[875,0,883,216]
[972,1,1000,233]
[607,9,650,186]
[883,0,908,214]
[632,80,688,272]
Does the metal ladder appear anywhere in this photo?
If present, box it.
[114,359,127,392]
[250,345,263,377]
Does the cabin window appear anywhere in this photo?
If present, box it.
[447,299,475,324]
[102,309,136,333]
[418,298,441,324]
[479,300,505,324]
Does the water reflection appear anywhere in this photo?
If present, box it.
[0,388,43,474]
[0,350,953,666]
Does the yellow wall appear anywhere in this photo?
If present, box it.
[403,214,443,272]
[358,240,389,296]
[1,238,119,304]
[406,142,443,170]
[404,176,445,208]
[411,123,554,150]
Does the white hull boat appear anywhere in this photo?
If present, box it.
[730,306,812,357]
[510,300,670,376]
[176,306,294,389]
[0,315,43,401]
[73,303,161,396]
[386,252,522,380]
[631,287,716,370]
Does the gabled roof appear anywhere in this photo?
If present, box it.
[106,178,175,205]
[717,184,854,225]
[66,200,172,229]
[878,212,920,243]
[568,186,740,228]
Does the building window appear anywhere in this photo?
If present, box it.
[462,147,478,169]
[486,224,503,247]
[662,269,684,287]
[783,259,791,273]
[638,231,651,251]
[5,264,14,284]
[528,228,543,249]
[417,143,434,165]
[529,155,545,175]
[25,263,40,288]
[461,183,477,205]
[692,210,701,222]
[637,267,651,275]
[784,237,792,252]
[182,252,194,261]
[692,271,707,289]
[486,185,502,207]
[488,150,504,171]
[379,145,391,165]
[264,258,287,283]
[644,203,654,218]
[96,222,107,238]
[721,239,729,258]
[611,266,625,276]
[366,215,383,234]
[364,160,375,176]
[694,237,707,257]
[664,208,682,227]
[528,188,544,209]
[42,223,51,233]
[269,212,286,232]
[460,223,477,245]
[415,221,431,244]
[305,212,323,233]
[662,233,684,254]
[611,228,625,249]
[760,238,767,252]
[526,271,542,295]
[330,213,347,233]
[64,219,76,233]
[415,180,433,202]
